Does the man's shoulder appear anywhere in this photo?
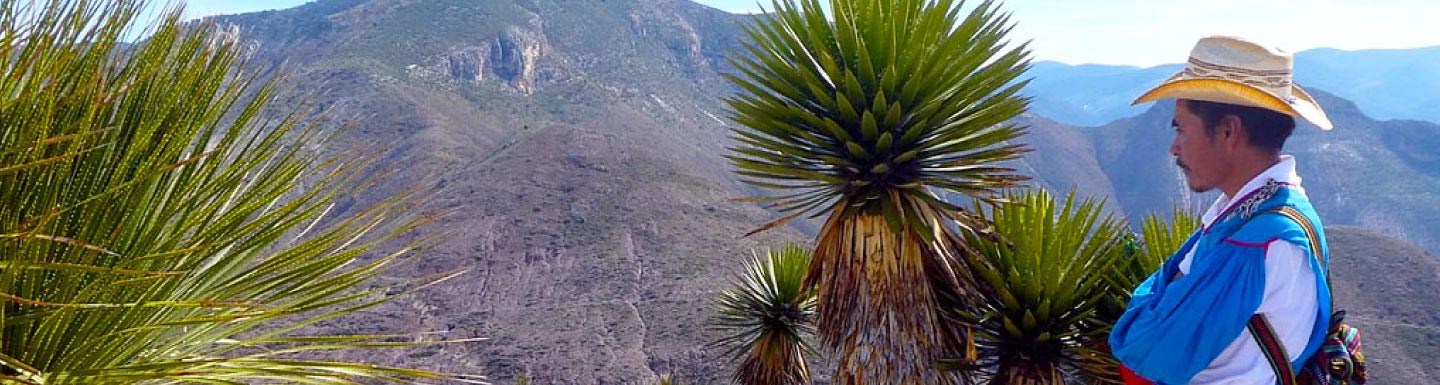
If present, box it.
[1228,205,1317,251]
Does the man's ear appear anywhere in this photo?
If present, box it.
[1219,114,1244,149]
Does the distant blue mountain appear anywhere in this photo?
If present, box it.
[1024,46,1440,126]
[1295,46,1440,123]
[1022,61,1181,126]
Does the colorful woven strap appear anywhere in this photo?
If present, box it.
[1249,206,1328,385]
[1248,315,1297,385]
[1268,206,1331,308]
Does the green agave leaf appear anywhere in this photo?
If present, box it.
[1002,316,1023,338]
[0,2,474,383]
[841,70,866,114]
[844,141,871,160]
[883,101,903,130]
[864,81,887,121]
[1035,297,1053,324]
[875,132,895,155]
[806,82,839,111]
[833,91,861,127]
[896,117,932,147]
[948,187,1131,378]
[854,36,878,94]
[1022,310,1038,332]
[860,110,880,142]
[878,67,900,102]
[869,162,890,175]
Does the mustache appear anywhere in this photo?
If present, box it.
[1175,159,1188,170]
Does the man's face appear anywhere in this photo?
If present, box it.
[1171,100,1230,193]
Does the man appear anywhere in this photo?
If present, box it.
[1108,36,1334,385]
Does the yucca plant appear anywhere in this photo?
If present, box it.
[711,245,817,385]
[1078,208,1200,384]
[0,1,481,383]
[948,189,1127,385]
[723,0,1031,383]
[1099,207,1202,321]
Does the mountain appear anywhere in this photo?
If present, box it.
[1021,62,1181,127]
[1296,46,1440,124]
[1023,46,1440,126]
[219,1,805,383]
[209,1,1440,383]
[1325,226,1440,385]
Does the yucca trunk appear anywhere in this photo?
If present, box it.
[811,206,969,384]
[1077,339,1124,385]
[735,334,813,385]
[993,359,1065,385]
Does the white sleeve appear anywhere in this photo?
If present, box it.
[1187,240,1320,385]
[1259,239,1320,362]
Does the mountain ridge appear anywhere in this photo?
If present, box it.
[1024,44,1440,126]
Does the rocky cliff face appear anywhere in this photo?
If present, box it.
[492,24,547,93]
[409,17,550,94]
[444,46,489,83]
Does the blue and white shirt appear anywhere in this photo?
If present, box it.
[1180,155,1319,385]
[1110,154,1331,385]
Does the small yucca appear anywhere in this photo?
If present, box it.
[951,189,1128,385]
[712,245,817,385]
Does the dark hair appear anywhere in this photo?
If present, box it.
[1184,99,1296,152]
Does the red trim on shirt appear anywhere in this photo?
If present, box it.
[1121,365,1155,385]
[1223,237,1277,248]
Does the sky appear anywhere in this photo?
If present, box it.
[172,0,1440,67]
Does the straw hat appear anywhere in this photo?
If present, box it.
[1133,36,1333,130]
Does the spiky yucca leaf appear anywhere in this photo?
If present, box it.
[1094,207,1202,324]
[1078,207,1201,384]
[0,1,481,383]
[951,189,1128,385]
[711,245,817,385]
[724,0,1031,383]
[726,0,1031,234]
[1134,208,1202,290]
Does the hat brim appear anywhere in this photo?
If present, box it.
[1132,76,1333,130]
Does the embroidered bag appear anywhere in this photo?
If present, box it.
[1248,206,1368,385]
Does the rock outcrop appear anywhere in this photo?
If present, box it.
[446,45,490,84]
[491,26,545,94]
[628,2,708,81]
[410,22,548,94]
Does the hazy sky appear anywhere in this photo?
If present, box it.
[173,0,1440,67]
